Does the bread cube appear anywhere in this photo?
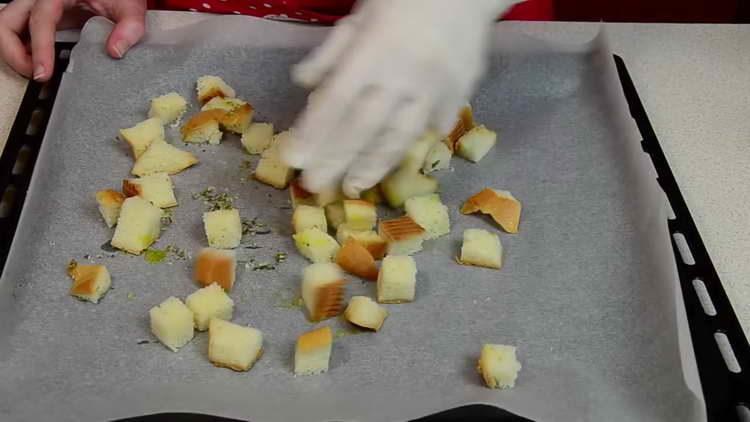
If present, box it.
[196,75,236,104]
[148,92,188,125]
[344,296,388,331]
[360,185,384,205]
[203,208,242,249]
[181,110,225,145]
[149,296,195,352]
[461,188,522,233]
[378,216,426,256]
[241,122,274,154]
[295,326,333,375]
[324,202,346,230]
[132,141,199,176]
[377,255,417,303]
[404,194,450,239]
[301,263,346,321]
[422,141,453,173]
[336,238,378,281]
[194,248,237,292]
[314,186,343,207]
[292,205,327,234]
[445,105,474,151]
[337,227,387,260]
[381,170,438,208]
[293,228,340,263]
[119,117,165,159]
[343,199,377,231]
[254,155,294,189]
[95,189,125,228]
[67,262,111,303]
[290,179,316,208]
[459,228,502,269]
[202,97,254,134]
[399,131,440,173]
[208,319,263,372]
[457,125,497,163]
[185,283,234,331]
[477,344,522,389]
[122,172,177,208]
[111,196,162,254]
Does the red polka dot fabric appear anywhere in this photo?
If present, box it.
[151,0,554,24]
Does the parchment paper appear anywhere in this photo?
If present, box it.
[0,16,705,422]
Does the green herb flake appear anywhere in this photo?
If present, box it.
[193,186,236,211]
[275,252,287,264]
[252,262,276,271]
[144,248,168,264]
[276,296,304,310]
[127,292,136,300]
[161,208,175,226]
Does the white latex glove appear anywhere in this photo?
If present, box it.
[281,0,518,198]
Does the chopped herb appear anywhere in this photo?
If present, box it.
[127,292,136,300]
[276,296,304,310]
[431,160,440,169]
[165,244,188,260]
[242,217,271,236]
[242,243,262,249]
[137,340,152,345]
[193,187,236,211]
[275,252,287,264]
[161,208,174,226]
[252,262,276,271]
[279,205,292,210]
[144,248,168,264]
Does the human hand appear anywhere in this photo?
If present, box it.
[0,0,146,81]
[282,0,518,197]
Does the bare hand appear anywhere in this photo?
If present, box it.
[0,0,146,81]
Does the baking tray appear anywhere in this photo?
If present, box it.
[0,18,746,421]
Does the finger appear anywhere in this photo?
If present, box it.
[105,0,146,59]
[281,81,356,170]
[300,89,397,194]
[0,29,33,77]
[433,96,468,135]
[342,98,432,198]
[0,0,36,33]
[292,16,358,88]
[29,0,64,81]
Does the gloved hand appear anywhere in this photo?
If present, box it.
[282,0,518,197]
[0,0,146,81]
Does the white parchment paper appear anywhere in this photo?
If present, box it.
[0,16,705,422]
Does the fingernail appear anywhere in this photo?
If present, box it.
[113,40,131,58]
[33,65,46,81]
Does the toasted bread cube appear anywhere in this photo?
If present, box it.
[325,202,346,230]
[360,185,384,205]
[381,170,438,208]
[422,141,453,173]
[293,205,327,234]
[208,319,263,372]
[68,262,111,303]
[461,188,521,233]
[477,344,522,389]
[196,75,236,104]
[293,228,340,263]
[290,179,316,208]
[337,227,387,260]
[400,131,441,173]
[241,122,274,154]
[148,92,188,125]
[343,199,377,231]
[95,189,125,228]
[378,216,426,256]
[344,296,388,331]
[194,248,237,292]
[336,238,378,281]
[203,208,242,249]
[314,186,343,207]
[132,141,199,176]
[254,155,294,189]
[459,228,502,269]
[302,263,346,321]
[404,194,450,239]
[377,255,417,303]
[181,109,225,145]
[295,326,333,376]
[185,283,234,331]
[119,118,165,159]
[111,196,162,254]
[149,296,194,352]
[202,97,254,134]
[122,172,177,208]
[457,125,497,163]
[445,105,474,151]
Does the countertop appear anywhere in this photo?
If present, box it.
[0,13,748,339]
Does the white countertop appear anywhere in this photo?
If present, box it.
[0,14,748,339]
